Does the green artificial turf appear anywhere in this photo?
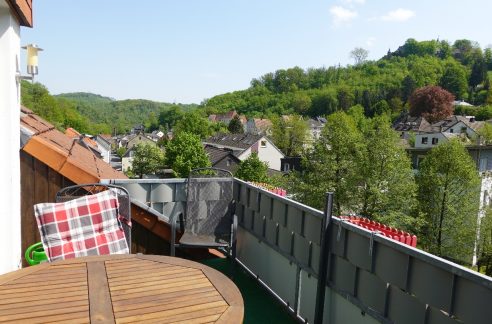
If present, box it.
[201,258,297,324]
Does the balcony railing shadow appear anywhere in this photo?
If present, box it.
[105,177,492,324]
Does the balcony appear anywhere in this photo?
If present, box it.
[101,177,492,323]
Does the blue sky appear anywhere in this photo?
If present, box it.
[22,0,492,104]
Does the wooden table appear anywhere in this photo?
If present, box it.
[0,254,244,323]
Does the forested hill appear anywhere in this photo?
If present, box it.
[203,38,492,119]
[55,92,198,134]
[20,81,198,135]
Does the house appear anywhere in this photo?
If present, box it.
[306,116,326,142]
[414,115,484,148]
[149,130,164,142]
[130,124,145,134]
[65,127,104,160]
[119,132,156,151]
[392,114,432,140]
[94,134,112,163]
[203,133,284,170]
[208,110,246,125]
[281,156,302,172]
[204,145,241,173]
[1,0,33,274]
[246,118,273,136]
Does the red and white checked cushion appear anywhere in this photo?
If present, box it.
[34,189,129,262]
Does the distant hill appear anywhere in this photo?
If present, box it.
[203,38,492,120]
[55,92,198,134]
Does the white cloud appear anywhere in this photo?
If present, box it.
[381,8,415,22]
[330,6,358,26]
[366,37,376,47]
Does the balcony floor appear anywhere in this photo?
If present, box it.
[201,258,297,324]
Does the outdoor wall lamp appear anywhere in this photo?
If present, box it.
[16,44,43,84]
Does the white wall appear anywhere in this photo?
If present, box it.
[238,138,283,171]
[0,3,21,274]
[415,133,447,148]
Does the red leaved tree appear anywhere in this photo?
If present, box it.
[409,86,455,123]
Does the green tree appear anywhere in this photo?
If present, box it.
[158,105,184,130]
[291,112,362,213]
[477,123,492,145]
[174,112,213,139]
[129,143,165,179]
[439,61,468,99]
[271,115,308,156]
[164,132,210,177]
[477,208,492,275]
[227,115,244,134]
[417,140,480,263]
[359,116,417,229]
[235,153,269,182]
[116,147,126,159]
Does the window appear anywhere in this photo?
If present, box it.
[432,138,438,145]
[226,159,231,167]
[283,163,290,172]
[461,127,467,133]
[449,128,454,133]
[260,140,267,148]
[421,137,428,144]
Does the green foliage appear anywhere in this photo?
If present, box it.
[234,153,269,182]
[477,208,492,275]
[164,132,210,177]
[116,147,127,158]
[129,143,165,178]
[174,111,215,139]
[358,116,417,230]
[290,112,363,213]
[477,123,492,144]
[21,81,98,133]
[439,61,468,99]
[56,92,197,134]
[417,140,480,263]
[271,115,309,156]
[227,115,244,134]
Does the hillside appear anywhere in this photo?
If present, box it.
[203,38,492,120]
[56,92,198,134]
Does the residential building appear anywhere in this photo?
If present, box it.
[246,118,273,136]
[1,0,33,274]
[392,114,432,140]
[94,134,112,163]
[203,133,284,170]
[204,145,241,173]
[119,132,156,151]
[281,156,303,172]
[306,116,326,142]
[414,115,484,149]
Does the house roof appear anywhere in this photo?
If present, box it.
[392,114,432,132]
[204,145,240,165]
[427,115,484,133]
[6,0,33,27]
[204,133,263,150]
[20,106,126,184]
[65,127,99,148]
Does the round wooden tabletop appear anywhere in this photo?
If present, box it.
[0,254,244,323]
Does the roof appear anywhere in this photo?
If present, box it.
[392,114,432,132]
[65,127,99,148]
[20,106,126,184]
[6,0,33,27]
[204,145,240,165]
[204,133,263,150]
[427,115,484,133]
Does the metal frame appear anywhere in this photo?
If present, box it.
[170,168,238,259]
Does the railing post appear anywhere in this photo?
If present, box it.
[314,192,334,324]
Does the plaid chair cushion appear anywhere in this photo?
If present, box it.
[34,189,129,262]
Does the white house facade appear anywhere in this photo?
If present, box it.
[0,0,31,274]
[237,137,284,171]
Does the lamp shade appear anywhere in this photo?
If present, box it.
[22,44,43,75]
